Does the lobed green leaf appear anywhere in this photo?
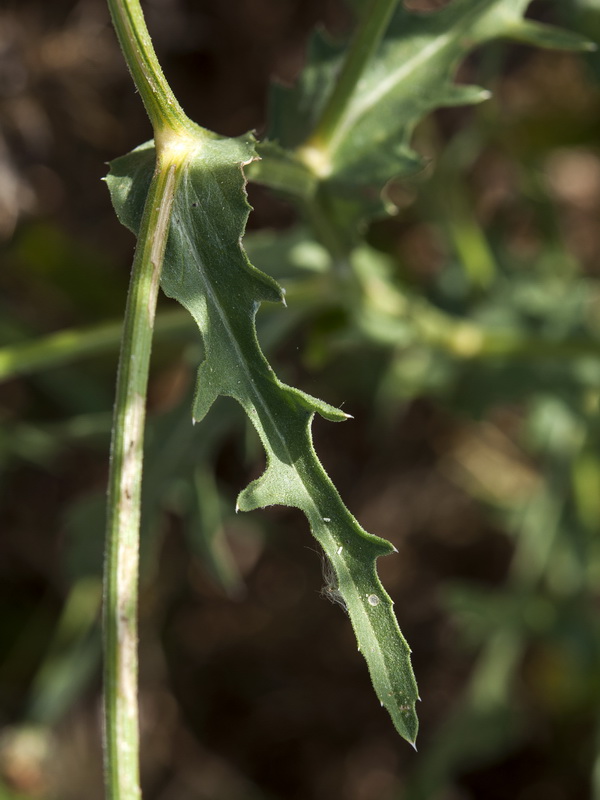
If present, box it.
[267,0,593,224]
[106,133,419,744]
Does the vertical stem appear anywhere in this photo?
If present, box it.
[103,157,179,800]
[106,0,196,138]
[304,0,399,157]
[104,1,195,796]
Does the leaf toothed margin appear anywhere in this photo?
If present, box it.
[265,0,595,226]
[106,131,419,744]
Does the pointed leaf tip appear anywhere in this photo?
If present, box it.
[510,20,596,53]
[440,84,492,108]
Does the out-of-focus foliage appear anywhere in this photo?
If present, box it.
[2,0,600,798]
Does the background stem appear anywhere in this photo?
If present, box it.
[304,0,399,157]
[2,296,600,385]
[0,310,189,382]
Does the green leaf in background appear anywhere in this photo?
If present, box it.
[266,0,593,225]
[105,132,419,744]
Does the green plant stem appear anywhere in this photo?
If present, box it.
[0,273,328,383]
[103,156,180,800]
[2,293,600,386]
[0,310,189,382]
[103,1,197,796]
[303,195,353,267]
[106,0,195,138]
[248,141,317,199]
[303,0,399,159]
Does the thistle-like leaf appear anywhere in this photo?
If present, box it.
[267,0,593,222]
[105,132,419,744]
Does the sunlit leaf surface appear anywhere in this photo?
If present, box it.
[106,132,419,744]
[268,0,592,223]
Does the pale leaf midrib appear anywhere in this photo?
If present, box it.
[335,551,398,692]
[328,1,496,158]
[165,156,414,740]
[176,162,344,532]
